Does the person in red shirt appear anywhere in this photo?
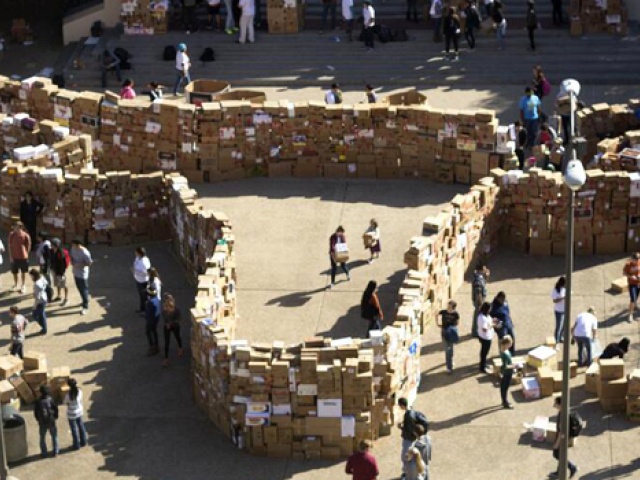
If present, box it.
[345,440,379,480]
[8,221,31,293]
[623,252,640,322]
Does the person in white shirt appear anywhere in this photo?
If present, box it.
[571,307,598,367]
[238,0,255,44]
[342,0,354,41]
[132,247,151,313]
[207,0,222,30]
[551,276,566,345]
[365,84,378,103]
[64,379,88,450]
[29,268,49,335]
[430,0,443,42]
[173,43,191,96]
[325,83,343,104]
[363,1,376,50]
[477,301,496,373]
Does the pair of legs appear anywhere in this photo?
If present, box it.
[364,26,375,49]
[345,18,354,41]
[11,260,28,291]
[173,70,192,96]
[479,337,492,371]
[321,3,337,30]
[183,5,197,31]
[524,118,540,149]
[10,342,24,359]
[74,276,90,312]
[445,33,459,59]
[39,423,59,457]
[432,17,442,42]
[554,311,565,344]
[223,0,236,31]
[367,318,382,338]
[164,323,183,363]
[239,15,255,43]
[369,242,381,262]
[406,0,418,22]
[465,27,475,49]
[442,334,455,372]
[34,302,48,334]
[135,280,148,312]
[146,320,159,354]
[69,417,88,449]
[471,295,484,337]
[401,438,413,474]
[527,26,536,50]
[551,0,563,26]
[329,257,350,285]
[553,448,577,476]
[628,284,639,321]
[496,20,506,49]
[575,336,592,367]
[54,275,69,305]
[500,369,513,407]
[209,6,222,29]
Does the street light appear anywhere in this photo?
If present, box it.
[559,78,584,480]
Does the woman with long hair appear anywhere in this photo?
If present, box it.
[64,378,88,449]
[148,267,162,299]
[162,293,184,367]
[364,219,381,263]
[551,276,566,344]
[360,280,383,337]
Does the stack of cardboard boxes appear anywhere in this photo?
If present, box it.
[121,0,169,35]
[0,353,71,409]
[570,0,628,36]
[493,166,640,256]
[627,369,640,422]
[267,0,305,34]
[597,359,627,413]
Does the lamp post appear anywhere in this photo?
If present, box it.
[559,78,584,480]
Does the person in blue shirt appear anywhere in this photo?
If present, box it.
[145,287,161,356]
[519,87,541,149]
[490,291,516,354]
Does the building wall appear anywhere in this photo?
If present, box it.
[62,1,121,45]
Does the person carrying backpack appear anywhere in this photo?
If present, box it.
[35,385,59,458]
[551,396,579,478]
[397,397,429,479]
[50,238,69,306]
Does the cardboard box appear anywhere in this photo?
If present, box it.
[610,276,629,293]
[599,359,624,380]
[597,377,627,400]
[527,345,557,370]
[585,362,599,394]
[600,397,626,413]
[627,395,640,422]
[0,380,17,402]
[0,355,23,379]
[23,369,49,386]
[23,351,47,371]
[628,369,640,396]
[522,377,541,400]
[8,376,35,404]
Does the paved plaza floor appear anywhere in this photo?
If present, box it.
[2,178,638,480]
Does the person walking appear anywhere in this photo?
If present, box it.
[182,0,198,33]
[436,300,460,374]
[342,0,354,41]
[34,385,59,458]
[132,247,151,314]
[599,337,630,360]
[406,0,418,23]
[483,0,493,18]
[8,221,31,293]
[519,86,542,149]
[491,291,516,354]
[36,232,52,287]
[361,281,383,337]
[162,293,184,367]
[173,43,192,97]
[429,0,443,42]
[412,425,432,480]
[550,396,579,478]
[50,238,69,306]
[551,0,563,26]
[491,0,506,50]
[120,79,136,99]
[477,301,495,373]
[30,268,48,335]
[64,378,88,450]
[526,0,538,51]
[571,307,598,367]
[321,0,337,32]
[363,1,376,51]
[499,336,517,409]
[101,48,122,88]
[551,276,566,345]
[345,440,379,480]
[328,226,350,288]
[364,218,381,263]
[471,262,490,337]
[70,239,92,315]
[145,287,161,356]
[19,191,43,248]
[238,0,255,44]
[623,252,640,322]
[397,397,429,479]
[463,0,480,50]
[443,6,461,61]
[514,121,527,169]
[148,267,162,299]
[8,306,28,359]
[325,83,343,104]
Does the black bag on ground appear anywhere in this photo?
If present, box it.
[377,24,392,43]
[163,45,177,61]
[394,28,409,41]
[200,47,215,62]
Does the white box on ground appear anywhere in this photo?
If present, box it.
[522,377,541,400]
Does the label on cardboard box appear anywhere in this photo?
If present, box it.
[297,384,318,396]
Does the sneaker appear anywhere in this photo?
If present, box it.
[61,299,68,306]
[232,27,239,32]
[628,314,633,323]
[346,275,351,281]
[502,402,514,409]
[569,467,578,478]
[327,283,334,290]
[225,28,233,34]
[367,259,372,264]
[447,369,453,375]
[549,473,559,479]
[81,309,87,315]
[20,285,26,294]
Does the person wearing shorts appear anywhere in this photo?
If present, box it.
[208,0,222,30]
[8,221,31,293]
[623,252,640,322]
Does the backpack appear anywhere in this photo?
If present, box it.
[408,410,430,435]
[163,45,177,61]
[542,78,552,97]
[377,25,393,43]
[200,47,216,62]
[114,47,131,62]
[39,397,57,426]
[63,248,71,269]
[569,412,583,438]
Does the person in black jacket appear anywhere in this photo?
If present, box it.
[599,337,630,360]
[397,397,429,479]
[19,191,43,250]
[50,238,69,305]
[443,6,461,61]
[464,0,481,50]
[514,121,528,169]
[34,385,59,458]
[526,0,538,51]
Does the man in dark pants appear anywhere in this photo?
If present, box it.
[182,0,198,33]
[406,0,418,23]
[551,397,579,478]
[321,0,337,31]
[363,0,376,51]
[526,0,538,51]
[551,0,563,26]
[145,287,161,356]
[34,385,59,458]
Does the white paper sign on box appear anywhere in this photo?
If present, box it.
[318,399,343,418]
[298,384,318,396]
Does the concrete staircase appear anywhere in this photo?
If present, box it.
[62,27,640,92]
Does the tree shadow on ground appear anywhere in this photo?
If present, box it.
[581,459,640,480]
